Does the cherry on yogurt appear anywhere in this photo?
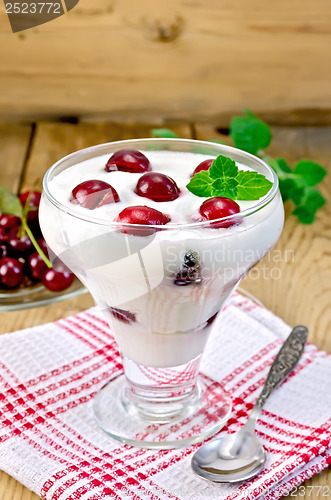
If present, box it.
[105,149,151,173]
[199,197,240,228]
[135,172,180,202]
[70,180,120,209]
[116,205,170,236]
[191,159,213,177]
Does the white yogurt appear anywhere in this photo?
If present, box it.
[40,150,284,367]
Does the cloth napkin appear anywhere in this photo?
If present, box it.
[0,292,330,500]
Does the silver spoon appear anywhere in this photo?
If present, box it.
[191,325,309,483]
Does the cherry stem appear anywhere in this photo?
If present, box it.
[23,220,52,268]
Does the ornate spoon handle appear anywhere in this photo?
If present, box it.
[254,325,309,412]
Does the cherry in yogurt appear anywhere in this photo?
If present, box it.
[199,197,240,228]
[135,172,180,202]
[70,180,120,209]
[191,159,213,177]
[116,205,170,236]
[105,149,151,173]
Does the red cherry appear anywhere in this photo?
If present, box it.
[0,214,20,231]
[191,159,213,177]
[19,191,41,208]
[70,180,120,209]
[8,231,33,258]
[116,206,170,236]
[0,257,24,288]
[0,228,7,241]
[42,264,75,292]
[135,172,180,202]
[199,197,240,228]
[105,149,151,173]
[28,251,48,280]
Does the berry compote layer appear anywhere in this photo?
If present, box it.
[40,148,284,368]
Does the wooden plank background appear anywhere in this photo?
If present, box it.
[0,121,330,499]
[1,0,331,124]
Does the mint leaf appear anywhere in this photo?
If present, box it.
[230,110,272,155]
[287,185,305,205]
[209,155,238,180]
[274,158,292,174]
[292,188,325,224]
[298,188,325,212]
[186,171,213,197]
[212,177,238,199]
[151,128,179,139]
[293,160,327,187]
[186,153,272,200]
[0,187,23,218]
[292,207,316,224]
[264,157,294,201]
[236,170,273,200]
[207,155,239,198]
[268,157,292,175]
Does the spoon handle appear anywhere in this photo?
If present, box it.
[253,325,308,412]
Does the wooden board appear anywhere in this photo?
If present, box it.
[0,124,32,193]
[0,122,330,499]
[1,0,331,124]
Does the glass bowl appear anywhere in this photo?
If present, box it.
[0,279,87,312]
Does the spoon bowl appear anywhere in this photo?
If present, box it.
[191,428,266,482]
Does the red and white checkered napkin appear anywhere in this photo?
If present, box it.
[0,293,331,500]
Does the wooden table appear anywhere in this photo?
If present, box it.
[0,121,330,500]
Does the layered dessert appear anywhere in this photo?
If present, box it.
[40,145,284,368]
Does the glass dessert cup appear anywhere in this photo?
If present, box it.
[39,138,284,449]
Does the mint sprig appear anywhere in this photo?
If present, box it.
[230,111,327,224]
[0,186,52,268]
[186,155,272,201]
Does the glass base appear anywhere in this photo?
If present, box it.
[92,373,232,449]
